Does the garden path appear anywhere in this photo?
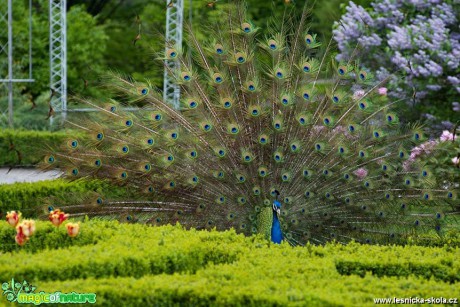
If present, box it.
[0,168,62,184]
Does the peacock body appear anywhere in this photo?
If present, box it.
[42,1,459,245]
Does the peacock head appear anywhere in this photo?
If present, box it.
[273,190,281,215]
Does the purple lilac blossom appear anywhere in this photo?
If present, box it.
[334,0,460,123]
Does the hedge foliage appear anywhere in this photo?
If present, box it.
[0,179,123,218]
[0,129,76,166]
[1,221,459,306]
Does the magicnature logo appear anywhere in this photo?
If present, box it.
[2,278,96,305]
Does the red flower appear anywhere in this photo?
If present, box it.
[48,209,69,227]
[15,219,35,246]
[66,222,80,238]
[15,232,28,246]
[6,211,21,227]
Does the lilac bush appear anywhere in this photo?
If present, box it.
[334,0,460,125]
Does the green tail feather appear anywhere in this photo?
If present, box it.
[39,1,460,246]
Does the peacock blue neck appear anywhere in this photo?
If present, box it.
[271,200,283,244]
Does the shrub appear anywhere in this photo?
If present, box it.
[334,0,460,123]
[0,222,458,306]
[0,179,119,218]
[0,129,77,166]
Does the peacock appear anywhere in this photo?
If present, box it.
[40,1,459,246]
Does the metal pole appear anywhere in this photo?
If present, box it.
[49,0,67,124]
[49,0,52,125]
[7,0,13,128]
[163,0,184,109]
[61,0,67,122]
[29,0,32,80]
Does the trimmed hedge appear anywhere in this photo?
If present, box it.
[37,268,458,306]
[0,219,115,254]
[0,179,122,218]
[0,223,245,282]
[0,129,75,166]
[1,221,459,306]
[334,244,460,283]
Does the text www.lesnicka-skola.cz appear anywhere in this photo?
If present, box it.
[374,297,458,304]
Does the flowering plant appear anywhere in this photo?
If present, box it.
[403,129,460,186]
[334,0,460,123]
[48,209,69,227]
[6,211,21,227]
[15,220,36,246]
[66,222,80,238]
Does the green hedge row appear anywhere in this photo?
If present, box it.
[334,243,460,283]
[1,221,459,306]
[0,179,122,217]
[0,223,246,282]
[0,129,74,166]
[0,218,115,253]
[37,268,458,306]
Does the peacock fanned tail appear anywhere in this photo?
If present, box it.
[41,1,459,245]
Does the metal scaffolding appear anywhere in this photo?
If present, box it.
[2,0,180,123]
[49,0,67,121]
[0,0,34,128]
[163,0,184,109]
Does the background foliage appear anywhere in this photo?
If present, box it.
[1,0,374,129]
